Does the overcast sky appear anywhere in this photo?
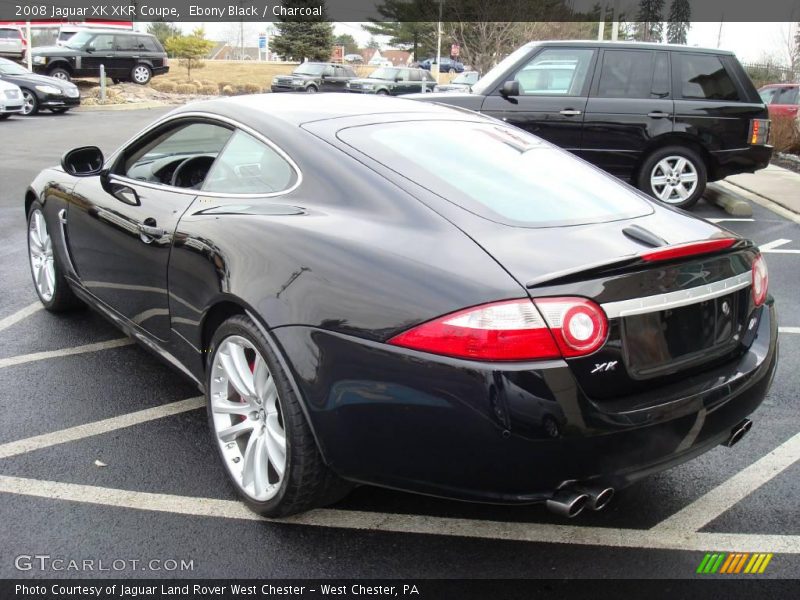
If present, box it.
[178,21,797,65]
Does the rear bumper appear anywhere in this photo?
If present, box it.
[271,85,302,93]
[152,66,169,76]
[711,144,772,180]
[273,300,778,503]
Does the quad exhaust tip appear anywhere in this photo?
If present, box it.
[546,490,590,518]
[584,486,615,511]
[724,418,753,448]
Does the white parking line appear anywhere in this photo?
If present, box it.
[759,239,800,254]
[0,397,204,459]
[0,475,798,553]
[707,218,755,224]
[0,338,134,369]
[651,432,800,533]
[0,301,42,334]
[780,327,800,334]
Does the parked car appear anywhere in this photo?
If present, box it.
[0,78,23,119]
[26,94,776,518]
[412,41,772,209]
[420,57,465,73]
[347,67,436,95]
[30,30,168,84]
[344,53,363,63]
[434,70,479,92]
[758,83,799,119]
[0,26,26,60]
[0,57,80,115]
[270,62,357,93]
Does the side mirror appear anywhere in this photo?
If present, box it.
[395,75,403,82]
[500,80,520,98]
[61,146,104,177]
[85,45,95,53]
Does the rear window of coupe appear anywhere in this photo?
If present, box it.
[338,121,652,227]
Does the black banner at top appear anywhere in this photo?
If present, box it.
[0,0,799,23]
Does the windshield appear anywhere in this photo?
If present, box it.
[0,60,28,75]
[368,68,399,81]
[65,31,94,49]
[453,71,478,85]
[294,64,326,76]
[471,44,535,95]
[339,121,651,227]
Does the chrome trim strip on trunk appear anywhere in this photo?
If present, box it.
[601,272,751,319]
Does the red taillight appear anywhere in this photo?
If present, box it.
[640,238,736,262]
[752,254,768,306]
[387,297,607,361]
[534,297,608,358]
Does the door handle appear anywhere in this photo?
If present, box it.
[138,219,165,243]
[559,109,582,116]
[648,111,670,118]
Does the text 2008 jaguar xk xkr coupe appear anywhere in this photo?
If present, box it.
[25,94,777,518]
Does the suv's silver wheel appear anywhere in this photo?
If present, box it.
[649,155,699,204]
[132,64,151,84]
[28,209,55,301]
[50,70,69,81]
[210,335,286,502]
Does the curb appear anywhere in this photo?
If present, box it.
[703,183,753,217]
[74,101,172,112]
[717,181,800,226]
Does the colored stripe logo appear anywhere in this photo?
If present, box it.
[696,552,773,574]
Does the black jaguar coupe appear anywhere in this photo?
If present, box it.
[25,94,777,518]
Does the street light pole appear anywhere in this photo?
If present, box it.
[435,0,443,83]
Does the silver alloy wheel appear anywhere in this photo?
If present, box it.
[210,336,286,502]
[50,71,68,80]
[132,65,150,84]
[28,209,55,302]
[306,86,317,93]
[650,155,699,204]
[21,90,35,115]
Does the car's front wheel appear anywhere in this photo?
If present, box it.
[48,68,71,82]
[27,202,81,311]
[21,89,38,115]
[305,85,317,93]
[131,64,152,85]
[207,315,351,517]
[637,145,707,209]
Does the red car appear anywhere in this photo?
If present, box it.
[759,83,799,118]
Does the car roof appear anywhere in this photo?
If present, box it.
[524,40,736,56]
[171,93,474,127]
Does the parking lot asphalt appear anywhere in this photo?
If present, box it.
[1,108,799,580]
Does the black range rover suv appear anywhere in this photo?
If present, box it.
[414,41,771,208]
[31,30,168,85]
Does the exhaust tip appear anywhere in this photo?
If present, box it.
[724,419,753,447]
[589,487,615,511]
[546,491,590,518]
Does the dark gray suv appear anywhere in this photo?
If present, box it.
[31,30,168,85]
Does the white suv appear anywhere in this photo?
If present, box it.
[0,27,26,60]
[0,79,23,119]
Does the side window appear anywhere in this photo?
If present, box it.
[323,65,335,77]
[776,87,799,105]
[88,35,114,52]
[344,67,356,77]
[423,70,435,82]
[596,50,654,98]
[514,48,594,96]
[652,52,671,98]
[408,70,421,82]
[759,88,778,104]
[137,36,157,52]
[396,70,409,82]
[120,122,233,185]
[203,130,298,194]
[115,36,138,52]
[675,53,739,101]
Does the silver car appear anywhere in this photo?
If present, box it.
[0,27,26,60]
[0,78,23,119]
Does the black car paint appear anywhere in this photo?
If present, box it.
[31,32,168,81]
[0,61,79,111]
[347,68,436,95]
[412,41,771,184]
[270,63,358,93]
[26,94,777,504]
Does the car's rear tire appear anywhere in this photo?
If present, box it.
[0,114,10,120]
[27,202,81,312]
[131,64,152,85]
[207,315,352,517]
[48,68,71,82]
[21,89,38,115]
[305,85,317,93]
[448,67,456,73]
[637,145,707,209]
[376,89,389,96]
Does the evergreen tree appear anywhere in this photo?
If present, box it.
[362,0,438,61]
[666,0,691,45]
[636,0,665,42]
[147,22,181,50]
[272,0,334,62]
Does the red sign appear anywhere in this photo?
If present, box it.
[450,43,460,57]
[331,45,345,62]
